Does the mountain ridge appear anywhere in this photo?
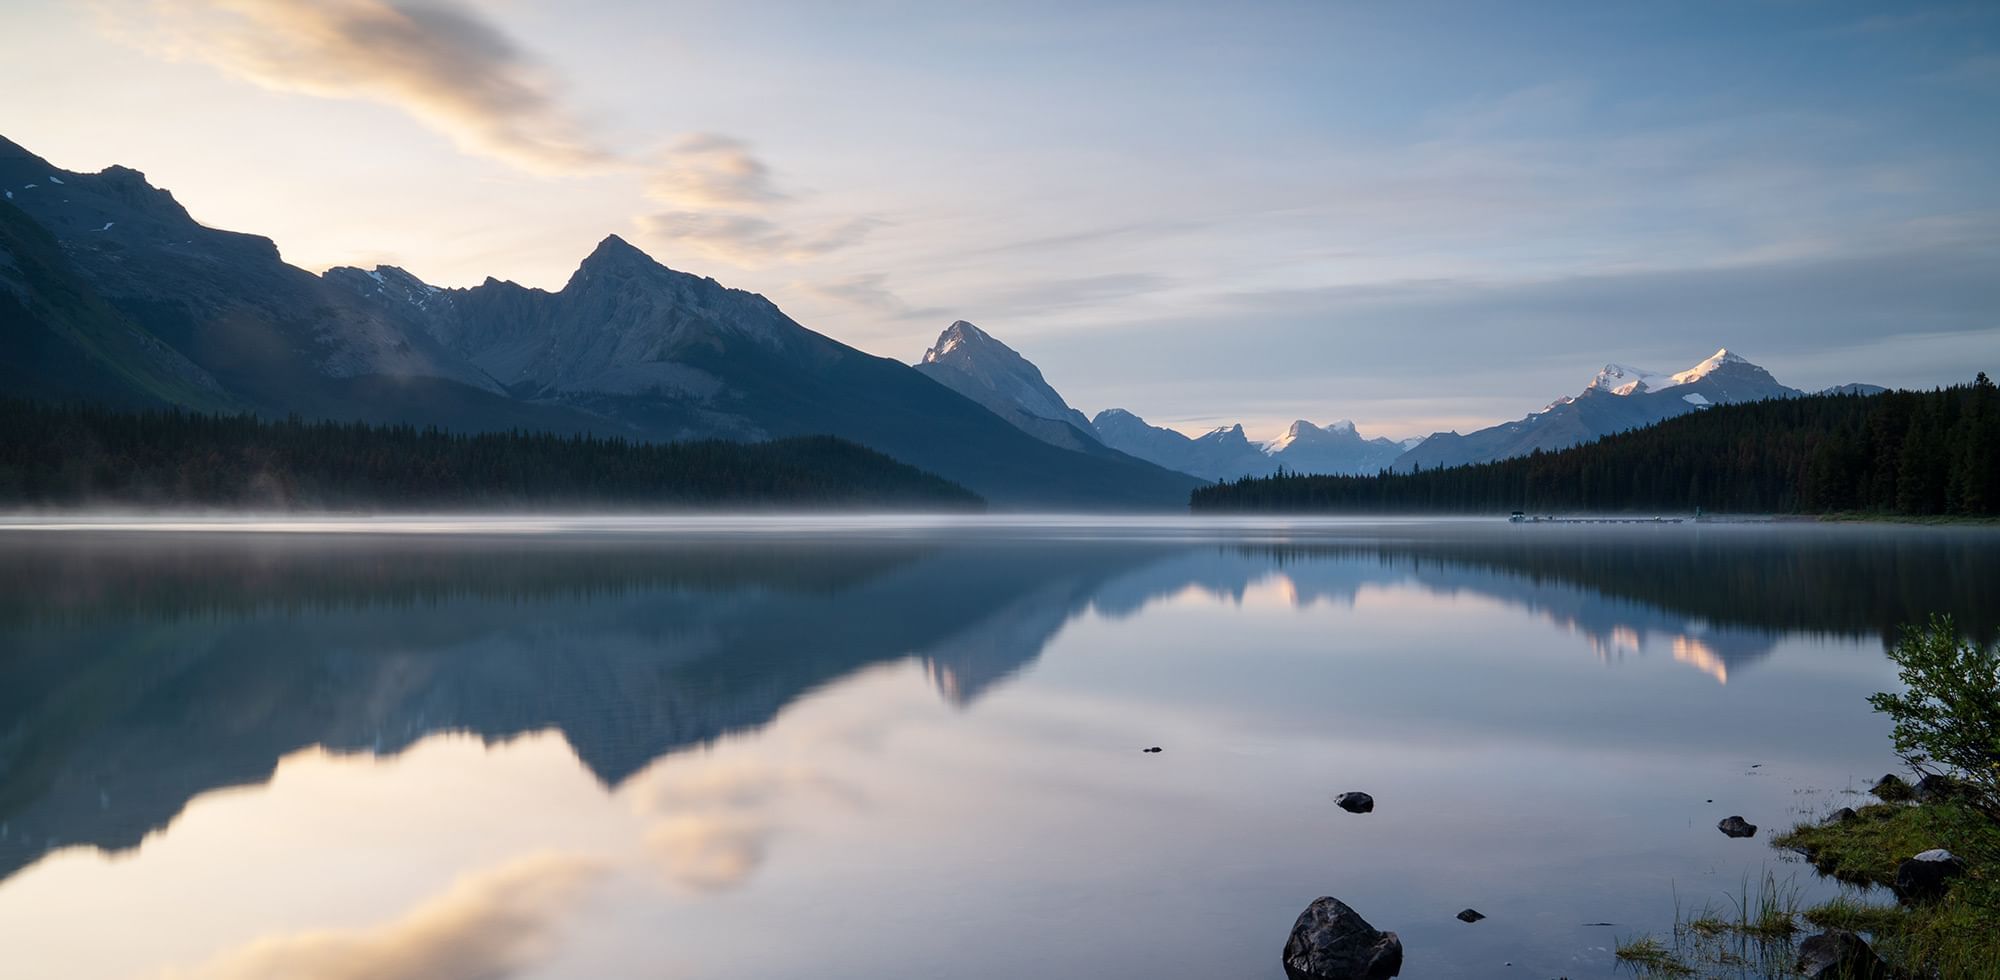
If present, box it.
[0,134,1198,509]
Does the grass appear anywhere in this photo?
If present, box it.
[1775,799,2000,978]
[1614,936,1694,976]
[1800,894,1906,935]
[1614,872,1803,978]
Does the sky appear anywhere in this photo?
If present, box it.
[2,0,1996,440]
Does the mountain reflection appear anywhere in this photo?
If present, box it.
[0,524,1992,885]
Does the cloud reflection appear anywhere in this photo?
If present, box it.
[169,853,604,980]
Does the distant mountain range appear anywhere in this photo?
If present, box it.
[908,320,1414,481]
[902,320,1872,484]
[0,135,1197,509]
[1395,348,1884,472]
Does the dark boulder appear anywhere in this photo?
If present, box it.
[1870,774,1911,801]
[1335,792,1374,814]
[1455,909,1485,923]
[1893,849,1967,903]
[1796,929,1889,979]
[1282,897,1402,980]
[1142,746,1162,753]
[1914,774,1957,802]
[1718,815,1758,838]
[1823,807,1858,826]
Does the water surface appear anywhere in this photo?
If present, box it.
[1,517,1994,978]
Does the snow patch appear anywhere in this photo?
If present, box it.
[47,175,64,185]
[1585,363,1665,396]
[1669,348,1748,386]
[1683,392,1710,406]
[99,221,114,231]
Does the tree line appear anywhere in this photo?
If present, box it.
[0,400,982,510]
[1191,376,1998,516]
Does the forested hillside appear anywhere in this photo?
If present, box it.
[0,401,982,511]
[1191,377,1998,516]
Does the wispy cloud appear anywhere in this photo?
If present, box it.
[800,272,950,322]
[633,761,862,894]
[642,210,880,264]
[168,854,604,980]
[111,0,867,262]
[128,0,608,173]
[648,134,788,208]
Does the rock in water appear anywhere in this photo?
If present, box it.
[1335,792,1375,814]
[1796,930,1889,979]
[1455,908,1485,923]
[1823,807,1857,826]
[1142,746,1163,753]
[1894,849,1967,903]
[1718,815,1758,838]
[1869,774,1910,800]
[1282,897,1403,980]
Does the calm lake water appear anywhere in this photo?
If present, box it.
[1,516,1995,979]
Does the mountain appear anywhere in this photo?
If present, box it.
[912,320,1101,452]
[1393,348,1810,472]
[1266,419,1407,475]
[1090,409,1407,481]
[0,134,1198,509]
[1090,410,1276,481]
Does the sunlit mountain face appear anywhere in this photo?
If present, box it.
[0,518,1993,977]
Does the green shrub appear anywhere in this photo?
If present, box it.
[1868,615,2000,816]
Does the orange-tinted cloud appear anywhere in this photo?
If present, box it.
[168,853,604,980]
[128,0,611,173]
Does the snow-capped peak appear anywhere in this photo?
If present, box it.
[1585,363,1664,397]
[1668,348,1750,386]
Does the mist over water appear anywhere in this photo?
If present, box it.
[1,516,1993,978]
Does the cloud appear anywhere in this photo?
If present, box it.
[646,813,773,893]
[1039,234,2000,437]
[169,854,605,980]
[648,134,788,209]
[130,0,609,173]
[114,0,866,262]
[633,761,862,893]
[971,272,1170,318]
[643,211,880,264]
[800,272,950,321]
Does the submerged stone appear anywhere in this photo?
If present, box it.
[1718,815,1757,838]
[1455,908,1484,923]
[1796,930,1889,980]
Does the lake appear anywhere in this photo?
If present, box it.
[1,516,1995,979]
